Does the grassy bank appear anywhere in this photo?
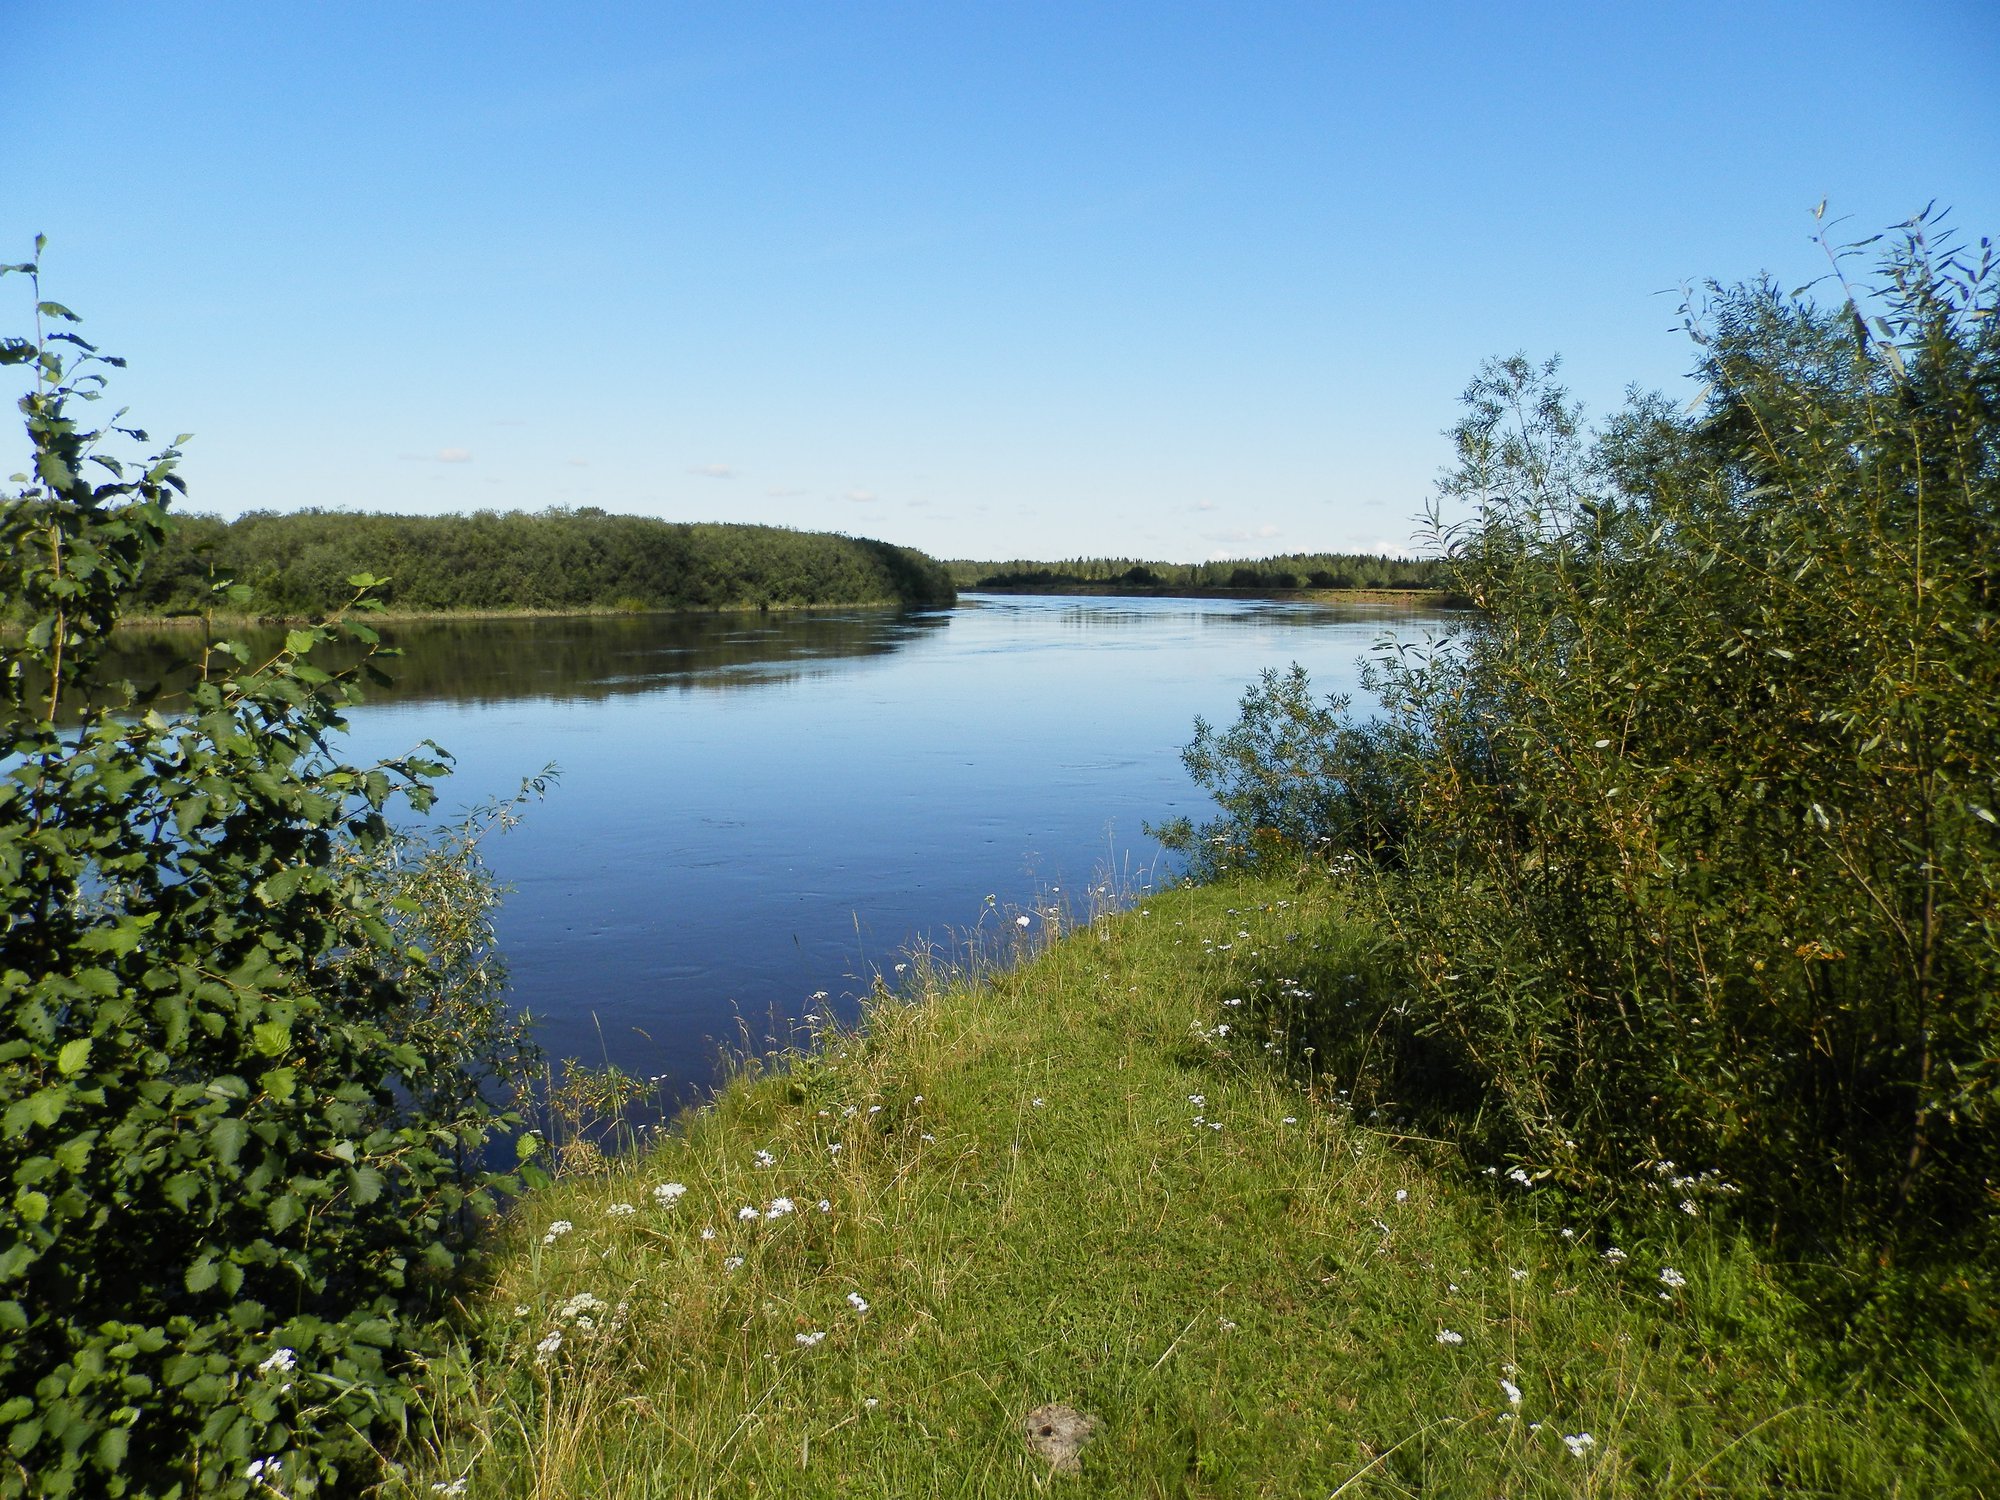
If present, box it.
[392,876,1997,1498]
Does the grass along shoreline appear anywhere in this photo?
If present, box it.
[393,875,1997,1497]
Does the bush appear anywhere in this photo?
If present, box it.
[1182,211,2000,1269]
[0,248,536,1495]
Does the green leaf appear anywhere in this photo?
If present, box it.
[251,1021,291,1058]
[184,1255,218,1294]
[56,1038,91,1076]
[209,1117,248,1166]
[97,1425,129,1471]
[13,1190,48,1223]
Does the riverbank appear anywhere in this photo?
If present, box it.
[392,874,1995,1497]
[968,582,1476,608]
[101,597,944,629]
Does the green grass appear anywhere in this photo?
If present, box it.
[388,876,1999,1497]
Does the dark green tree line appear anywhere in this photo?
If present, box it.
[125,508,955,619]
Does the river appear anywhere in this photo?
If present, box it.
[294,593,1459,1098]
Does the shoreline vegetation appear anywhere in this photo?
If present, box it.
[391,876,1998,1496]
[102,583,1464,631]
[121,509,959,619]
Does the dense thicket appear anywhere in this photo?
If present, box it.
[131,509,956,616]
[950,550,1444,592]
[2,253,535,1494]
[1175,213,2000,1284]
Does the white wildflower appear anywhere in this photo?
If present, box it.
[753,1150,776,1168]
[1659,1267,1687,1289]
[737,1206,761,1221]
[1603,1247,1627,1264]
[1015,915,1031,928]
[700,1226,716,1241]
[1188,1094,1205,1107]
[557,1292,607,1322]
[1500,1377,1522,1408]
[256,1348,297,1376]
[431,1480,468,1497]
[1563,1432,1596,1459]
[795,1330,826,1347]
[606,1202,636,1217]
[541,1219,573,1245]
[1680,1199,1699,1216]
[1435,1329,1464,1345]
[723,1255,744,1271]
[817,1198,832,1212]
[846,1292,870,1313]
[653,1182,687,1205]
[535,1329,563,1363]
[512,1303,530,1317]
[1395,1189,1409,1204]
[765,1197,795,1218]
[1509,1268,1528,1282]
[1281,1115,1298,1125]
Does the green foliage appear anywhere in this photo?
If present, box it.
[951,550,1448,593]
[1179,211,2000,1276]
[120,508,956,619]
[1,251,535,1494]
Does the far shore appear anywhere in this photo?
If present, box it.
[97,585,1472,632]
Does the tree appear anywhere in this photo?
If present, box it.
[0,244,533,1496]
[1178,210,2000,1268]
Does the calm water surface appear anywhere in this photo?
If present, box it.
[319,594,1458,1096]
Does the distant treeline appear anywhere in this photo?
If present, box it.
[948,551,1444,592]
[130,509,958,616]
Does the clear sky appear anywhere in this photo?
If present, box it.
[4,2,1996,562]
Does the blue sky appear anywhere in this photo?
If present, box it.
[4,2,1996,561]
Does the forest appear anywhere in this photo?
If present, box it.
[126,508,958,616]
[951,550,1446,592]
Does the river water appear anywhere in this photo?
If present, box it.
[296,593,1459,1097]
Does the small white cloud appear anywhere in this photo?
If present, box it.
[688,463,735,479]
[1193,499,1216,512]
[846,489,878,503]
[567,458,590,468]
[1256,523,1281,538]
[765,487,808,498]
[437,448,473,463]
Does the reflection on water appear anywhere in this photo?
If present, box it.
[86,594,1463,1102]
[76,609,954,713]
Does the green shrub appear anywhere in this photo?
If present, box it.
[1183,211,2000,1272]
[0,247,536,1495]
